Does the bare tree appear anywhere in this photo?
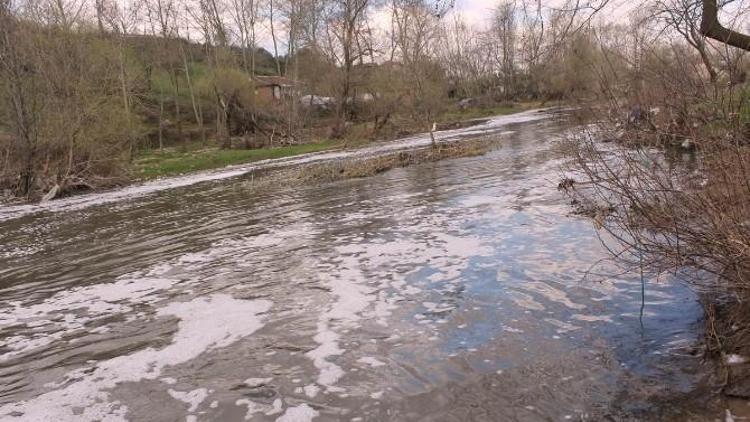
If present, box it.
[228,0,259,73]
[319,0,372,137]
[700,0,750,52]
[390,0,445,145]
[491,1,518,99]
[193,0,232,148]
[266,0,283,75]
[176,23,207,145]
[0,0,37,195]
[655,0,717,82]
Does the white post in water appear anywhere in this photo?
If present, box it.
[430,122,437,147]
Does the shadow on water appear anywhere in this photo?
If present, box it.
[0,116,736,421]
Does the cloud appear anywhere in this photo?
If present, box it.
[453,0,495,29]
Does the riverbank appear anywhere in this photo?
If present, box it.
[131,102,543,181]
[132,140,342,180]
[0,108,553,222]
[559,114,750,422]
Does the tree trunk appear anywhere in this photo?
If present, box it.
[269,0,282,75]
[117,43,134,161]
[701,0,750,52]
[173,74,182,141]
[158,95,165,151]
[180,42,206,145]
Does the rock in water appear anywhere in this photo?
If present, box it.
[41,184,60,203]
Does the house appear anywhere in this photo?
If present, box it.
[253,76,301,102]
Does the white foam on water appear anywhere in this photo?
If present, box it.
[0,276,174,362]
[0,276,174,326]
[301,198,500,391]
[303,384,321,398]
[357,357,386,368]
[373,290,398,326]
[0,225,307,365]
[0,294,272,421]
[1,245,44,259]
[275,404,320,422]
[460,195,503,208]
[306,262,376,388]
[236,398,262,420]
[168,388,209,412]
[244,377,274,388]
[307,320,347,387]
[305,225,491,389]
[268,399,284,416]
[423,301,456,313]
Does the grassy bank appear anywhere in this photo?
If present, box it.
[132,103,542,181]
[132,140,342,180]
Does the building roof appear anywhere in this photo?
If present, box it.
[253,76,301,88]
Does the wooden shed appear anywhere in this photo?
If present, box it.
[253,76,301,102]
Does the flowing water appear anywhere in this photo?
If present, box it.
[0,112,734,421]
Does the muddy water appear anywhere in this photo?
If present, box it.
[0,114,730,421]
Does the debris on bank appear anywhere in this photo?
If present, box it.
[292,139,494,184]
[726,355,748,365]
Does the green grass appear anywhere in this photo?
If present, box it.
[131,102,543,181]
[133,140,342,180]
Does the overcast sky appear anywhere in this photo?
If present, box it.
[254,0,661,54]
[450,0,642,28]
[453,0,493,26]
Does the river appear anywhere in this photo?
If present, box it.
[0,111,732,421]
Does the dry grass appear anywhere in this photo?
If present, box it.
[292,140,491,184]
